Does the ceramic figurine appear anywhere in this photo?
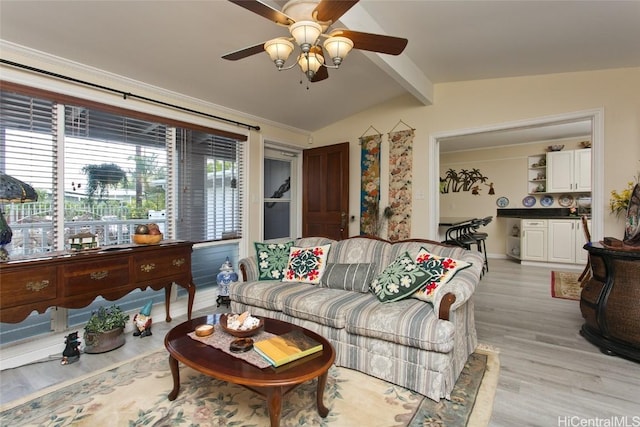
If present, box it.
[61,331,81,365]
[133,301,153,338]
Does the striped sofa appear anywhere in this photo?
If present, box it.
[230,236,484,401]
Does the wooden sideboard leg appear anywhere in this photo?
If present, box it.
[186,279,196,321]
[164,284,173,323]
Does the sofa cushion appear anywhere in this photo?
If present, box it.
[345,296,456,353]
[283,244,331,284]
[229,280,312,311]
[320,263,377,293]
[412,247,472,304]
[294,237,335,248]
[370,252,432,303]
[281,287,372,329]
[327,237,391,276]
[254,241,294,280]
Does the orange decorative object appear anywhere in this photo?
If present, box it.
[132,234,163,244]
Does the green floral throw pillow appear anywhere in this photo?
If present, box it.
[370,251,433,303]
[412,247,472,303]
[283,244,331,284]
[255,241,294,280]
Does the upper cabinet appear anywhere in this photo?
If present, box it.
[527,154,547,194]
[546,148,591,193]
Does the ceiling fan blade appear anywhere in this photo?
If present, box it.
[330,29,408,55]
[313,0,359,23]
[311,65,329,83]
[227,0,293,26]
[222,43,266,61]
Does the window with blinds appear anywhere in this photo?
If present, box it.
[175,128,243,242]
[64,106,169,245]
[0,91,56,256]
[0,88,245,255]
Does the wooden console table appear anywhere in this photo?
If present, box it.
[580,242,640,362]
[0,240,196,324]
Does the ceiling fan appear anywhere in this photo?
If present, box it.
[222,0,408,83]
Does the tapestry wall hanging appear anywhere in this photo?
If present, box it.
[387,128,414,241]
[360,132,382,236]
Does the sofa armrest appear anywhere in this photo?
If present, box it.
[432,250,484,320]
[238,256,259,282]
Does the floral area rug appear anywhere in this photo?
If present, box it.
[1,347,499,427]
[551,270,582,301]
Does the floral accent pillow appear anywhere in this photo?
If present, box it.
[283,244,331,284]
[370,252,433,303]
[255,241,294,280]
[412,247,472,303]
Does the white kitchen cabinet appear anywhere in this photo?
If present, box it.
[546,148,591,193]
[521,220,547,261]
[547,218,591,264]
[548,220,576,263]
[505,218,589,264]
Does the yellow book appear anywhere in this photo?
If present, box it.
[254,330,323,367]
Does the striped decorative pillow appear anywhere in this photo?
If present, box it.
[320,263,377,293]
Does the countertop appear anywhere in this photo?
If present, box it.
[497,208,590,219]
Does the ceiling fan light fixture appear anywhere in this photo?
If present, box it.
[298,46,324,80]
[323,36,353,66]
[264,38,295,69]
[289,20,322,53]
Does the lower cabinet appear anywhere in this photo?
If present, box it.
[505,218,589,264]
[522,220,548,262]
[548,220,575,263]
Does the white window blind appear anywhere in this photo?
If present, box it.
[175,128,244,242]
[64,106,169,244]
[0,90,56,256]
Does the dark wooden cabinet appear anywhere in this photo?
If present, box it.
[0,240,195,324]
[580,242,640,362]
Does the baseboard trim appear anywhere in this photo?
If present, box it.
[0,288,220,371]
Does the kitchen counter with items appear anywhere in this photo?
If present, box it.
[497,208,590,220]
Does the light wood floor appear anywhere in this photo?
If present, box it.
[1,259,639,426]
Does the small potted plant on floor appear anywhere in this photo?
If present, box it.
[83,304,130,354]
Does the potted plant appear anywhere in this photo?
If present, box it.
[83,304,130,354]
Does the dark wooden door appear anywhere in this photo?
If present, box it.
[302,142,349,240]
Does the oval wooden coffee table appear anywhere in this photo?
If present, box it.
[164,315,336,426]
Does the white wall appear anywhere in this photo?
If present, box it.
[311,67,640,241]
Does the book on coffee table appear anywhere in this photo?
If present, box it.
[254,330,323,367]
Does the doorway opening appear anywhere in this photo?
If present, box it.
[263,146,301,241]
[428,109,604,242]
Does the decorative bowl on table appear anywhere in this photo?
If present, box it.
[220,313,264,337]
[132,233,163,244]
[547,144,565,152]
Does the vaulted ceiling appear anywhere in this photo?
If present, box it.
[1,1,639,133]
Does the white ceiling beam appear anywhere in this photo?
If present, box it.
[338,3,433,106]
